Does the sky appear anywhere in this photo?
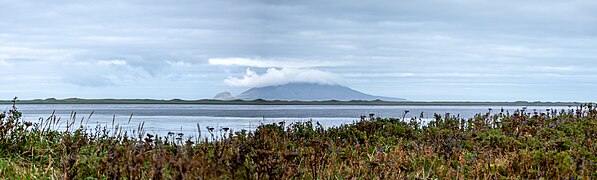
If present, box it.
[1,0,597,101]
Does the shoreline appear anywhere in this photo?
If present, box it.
[0,98,588,106]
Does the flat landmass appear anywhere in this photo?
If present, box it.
[0,98,588,106]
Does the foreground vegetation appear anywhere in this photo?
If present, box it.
[1,100,596,179]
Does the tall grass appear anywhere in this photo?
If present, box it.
[0,98,596,179]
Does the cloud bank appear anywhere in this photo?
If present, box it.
[208,58,349,68]
[224,68,342,88]
[209,57,345,88]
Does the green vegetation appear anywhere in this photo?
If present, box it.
[1,98,596,179]
[0,97,586,106]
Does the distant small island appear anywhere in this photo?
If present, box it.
[0,97,587,106]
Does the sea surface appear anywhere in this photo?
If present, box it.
[2,104,573,139]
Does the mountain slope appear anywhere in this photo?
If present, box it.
[231,83,405,101]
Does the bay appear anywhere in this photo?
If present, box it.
[2,104,572,140]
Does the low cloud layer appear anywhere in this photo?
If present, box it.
[224,68,342,88]
[209,57,345,88]
[208,58,349,68]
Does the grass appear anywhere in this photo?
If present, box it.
[1,97,596,179]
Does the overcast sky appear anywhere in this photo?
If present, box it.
[1,0,597,101]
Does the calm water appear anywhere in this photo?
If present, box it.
[2,104,572,139]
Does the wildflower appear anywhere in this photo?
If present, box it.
[342,138,347,143]
[458,166,462,171]
[293,149,297,153]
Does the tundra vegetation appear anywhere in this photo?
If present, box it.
[0,98,596,179]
